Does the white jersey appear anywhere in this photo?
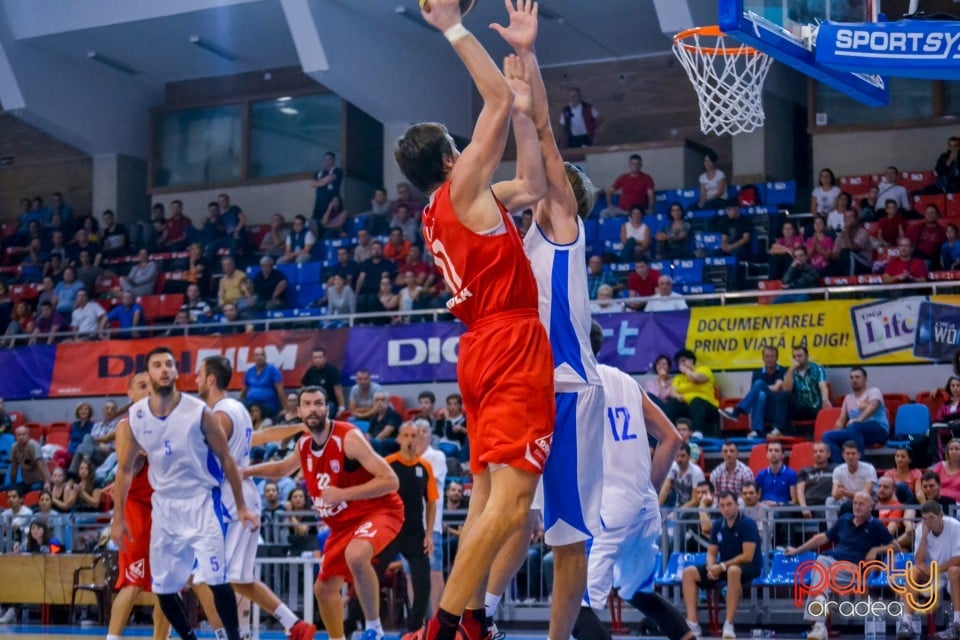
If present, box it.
[129,393,218,499]
[523,217,602,389]
[213,397,261,517]
[597,364,659,528]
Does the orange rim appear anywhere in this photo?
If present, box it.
[673,25,762,57]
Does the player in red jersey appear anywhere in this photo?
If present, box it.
[246,386,403,640]
[394,2,553,640]
[107,372,172,640]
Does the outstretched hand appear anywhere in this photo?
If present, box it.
[490,0,539,52]
[421,0,464,32]
[504,55,533,117]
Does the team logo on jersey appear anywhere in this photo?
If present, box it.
[127,559,145,581]
[535,434,552,456]
[331,460,340,473]
[136,409,144,420]
[355,522,378,538]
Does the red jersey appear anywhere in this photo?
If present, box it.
[297,421,403,528]
[129,460,153,504]
[421,182,538,328]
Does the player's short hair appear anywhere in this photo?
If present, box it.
[395,123,455,194]
[922,500,944,516]
[590,321,603,356]
[564,163,596,219]
[146,346,175,365]
[202,355,233,390]
[297,385,327,404]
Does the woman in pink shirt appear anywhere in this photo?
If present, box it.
[643,355,674,407]
[805,216,834,273]
[931,438,960,501]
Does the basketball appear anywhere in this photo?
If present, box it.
[419,0,477,17]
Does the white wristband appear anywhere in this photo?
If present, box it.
[444,23,470,44]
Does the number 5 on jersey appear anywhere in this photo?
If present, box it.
[607,407,636,442]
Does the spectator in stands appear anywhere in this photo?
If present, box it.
[260,481,288,548]
[875,475,908,536]
[48,467,74,513]
[677,417,701,463]
[391,204,420,247]
[75,250,104,295]
[720,201,751,290]
[559,87,600,148]
[105,290,143,339]
[697,151,727,209]
[323,273,356,318]
[366,391,401,455]
[30,301,65,345]
[180,242,210,296]
[401,245,433,289]
[375,275,400,320]
[4,425,49,493]
[353,228,373,263]
[910,204,948,268]
[216,193,249,257]
[859,185,881,220]
[180,284,213,324]
[319,195,348,240]
[710,441,755,497]
[413,392,436,431]
[876,199,907,247]
[756,440,797,506]
[237,278,259,318]
[609,154,655,213]
[312,151,343,224]
[777,246,820,303]
[259,213,287,259]
[384,227,412,264]
[329,246,359,289]
[619,206,651,262]
[586,254,618,300]
[831,209,873,275]
[655,202,691,261]
[782,346,830,424]
[50,192,73,229]
[70,400,118,474]
[720,346,789,438]
[624,258,658,309]
[589,284,623,314]
[60,402,95,470]
[37,276,56,309]
[278,214,316,265]
[398,270,426,322]
[160,200,192,251]
[811,168,841,217]
[71,458,102,517]
[920,471,956,511]
[883,237,929,284]
[69,289,105,341]
[163,310,192,336]
[45,240,67,276]
[659,442,705,507]
[796,441,836,521]
[878,166,910,212]
[3,301,34,346]
[644,354,674,407]
[393,181,423,215]
[241,347,284,417]
[805,216,834,273]
[936,136,960,193]
[53,266,83,318]
[79,215,100,244]
[664,349,720,436]
[644,275,687,312]
[826,441,878,524]
[286,487,320,555]
[217,255,245,308]
[768,221,804,280]
[365,187,393,236]
[435,393,467,460]
[941,223,960,271]
[252,256,288,310]
[214,302,250,334]
[348,369,383,420]
[787,491,895,640]
[680,490,760,640]
[276,392,300,425]
[300,347,346,418]
[0,399,11,435]
[355,241,396,314]
[826,191,855,234]
[1,488,33,551]
[100,209,128,259]
[118,249,158,297]
[932,438,960,502]
[823,367,889,462]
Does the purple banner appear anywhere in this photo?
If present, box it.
[342,322,465,384]
[593,310,691,374]
[0,344,57,400]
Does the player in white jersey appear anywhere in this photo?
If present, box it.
[111,346,258,640]
[571,323,694,640]
[194,356,317,640]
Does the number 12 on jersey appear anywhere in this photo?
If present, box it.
[607,407,636,442]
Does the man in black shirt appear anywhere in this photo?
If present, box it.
[300,347,345,417]
[368,391,402,455]
[355,242,396,314]
[253,257,288,310]
[719,201,752,291]
[381,423,440,632]
[921,471,957,513]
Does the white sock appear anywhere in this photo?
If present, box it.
[273,604,299,631]
[484,593,502,619]
[953,611,960,624]
[366,618,383,635]
[107,635,122,640]
[214,629,228,640]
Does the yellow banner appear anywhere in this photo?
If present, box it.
[686,296,929,370]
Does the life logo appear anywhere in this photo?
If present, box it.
[831,25,960,61]
[793,549,939,618]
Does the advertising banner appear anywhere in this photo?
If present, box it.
[47,329,345,397]
[342,323,464,384]
[0,345,57,400]
[914,301,960,362]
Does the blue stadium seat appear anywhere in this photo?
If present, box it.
[653,190,671,215]
[706,256,737,267]
[0,433,13,462]
[754,551,816,587]
[643,213,668,234]
[296,261,324,286]
[295,283,325,308]
[671,259,704,285]
[347,214,370,234]
[888,403,931,447]
[677,283,715,295]
[276,263,298,284]
[764,181,797,208]
[599,216,626,246]
[657,552,706,587]
[322,239,350,262]
[584,218,600,256]
[608,262,634,274]
[695,232,723,253]
[866,552,912,588]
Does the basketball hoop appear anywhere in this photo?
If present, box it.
[672,26,774,136]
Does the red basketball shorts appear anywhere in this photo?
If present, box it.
[318,510,403,583]
[116,498,152,591]
[458,311,556,475]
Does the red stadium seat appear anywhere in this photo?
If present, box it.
[789,441,815,472]
[883,393,911,425]
[912,194,946,215]
[247,224,270,248]
[757,279,782,305]
[813,408,843,443]
[24,422,45,443]
[902,170,936,194]
[10,283,40,305]
[917,390,947,418]
[137,294,185,323]
[748,443,768,475]
[930,271,960,281]
[8,411,26,428]
[389,396,406,416]
[719,398,749,433]
[946,193,960,218]
[22,490,40,507]
[839,175,872,200]
[45,431,69,449]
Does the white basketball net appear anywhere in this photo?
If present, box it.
[672,29,773,136]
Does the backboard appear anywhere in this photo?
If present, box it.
[718,0,890,106]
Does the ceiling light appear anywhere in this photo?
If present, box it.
[279,107,299,115]
[189,35,239,62]
[276,96,292,102]
[87,51,138,75]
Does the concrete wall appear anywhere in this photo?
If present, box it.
[812,123,957,178]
